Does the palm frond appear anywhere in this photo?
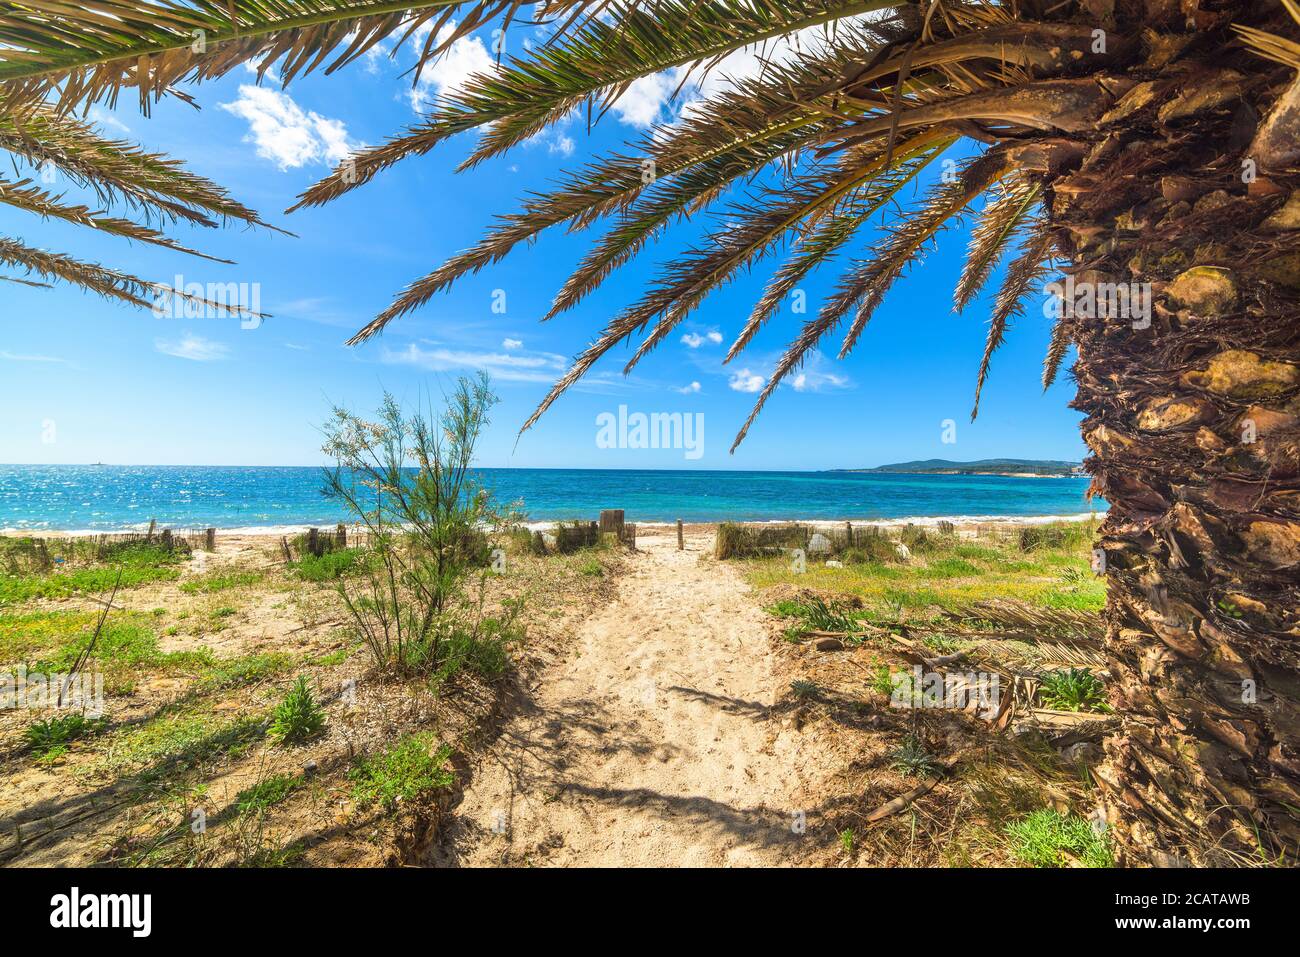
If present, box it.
[971,213,1055,419]
[1234,0,1300,69]
[0,237,262,315]
[0,106,274,229]
[728,150,1010,452]
[953,177,1041,312]
[731,132,952,360]
[0,0,509,114]
[0,176,232,261]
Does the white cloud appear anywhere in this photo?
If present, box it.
[728,369,765,393]
[549,134,575,157]
[408,22,497,112]
[220,85,360,170]
[677,381,702,394]
[502,338,523,350]
[789,353,851,392]
[155,333,229,362]
[89,107,130,135]
[611,73,679,127]
[0,350,67,363]
[612,25,849,129]
[681,330,723,349]
[382,342,566,383]
[284,343,310,351]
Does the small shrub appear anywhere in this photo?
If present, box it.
[294,548,366,582]
[890,734,940,777]
[868,664,896,696]
[349,733,454,809]
[269,676,327,745]
[578,557,603,577]
[790,679,819,700]
[839,828,855,854]
[1005,809,1112,867]
[1039,668,1110,713]
[25,712,105,759]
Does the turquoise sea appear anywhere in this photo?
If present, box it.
[0,465,1101,532]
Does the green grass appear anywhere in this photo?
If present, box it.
[269,676,327,745]
[578,557,603,577]
[95,710,268,780]
[293,548,366,582]
[179,569,263,594]
[25,712,107,760]
[1005,809,1113,867]
[234,773,299,814]
[745,521,1104,623]
[0,543,184,602]
[349,733,454,809]
[0,610,214,678]
[199,652,295,691]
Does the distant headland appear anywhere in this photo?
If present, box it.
[833,458,1085,478]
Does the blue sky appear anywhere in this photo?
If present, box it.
[0,20,1085,471]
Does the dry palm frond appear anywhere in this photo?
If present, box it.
[944,599,1104,646]
[0,176,232,261]
[0,237,261,315]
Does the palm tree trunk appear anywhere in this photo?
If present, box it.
[1053,69,1300,865]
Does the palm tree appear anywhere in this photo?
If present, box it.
[5,0,1298,865]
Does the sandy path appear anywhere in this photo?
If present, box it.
[432,532,810,867]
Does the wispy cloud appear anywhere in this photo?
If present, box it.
[0,350,67,363]
[502,337,523,350]
[677,380,702,394]
[381,341,566,383]
[155,333,229,362]
[220,85,360,170]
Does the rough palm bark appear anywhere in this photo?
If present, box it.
[1049,0,1300,865]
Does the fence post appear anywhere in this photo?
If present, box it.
[307,527,319,557]
[160,528,173,551]
[677,519,684,550]
[337,523,347,548]
[146,519,156,542]
[205,528,216,551]
[599,509,625,539]
[845,521,852,547]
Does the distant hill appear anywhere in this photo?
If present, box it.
[834,458,1082,477]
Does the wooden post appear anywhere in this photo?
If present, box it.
[205,528,216,551]
[146,518,156,542]
[599,509,625,539]
[677,519,684,550]
[336,523,347,548]
[307,527,319,557]
[160,528,173,550]
[845,521,853,548]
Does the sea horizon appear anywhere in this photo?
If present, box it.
[0,463,1103,532]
